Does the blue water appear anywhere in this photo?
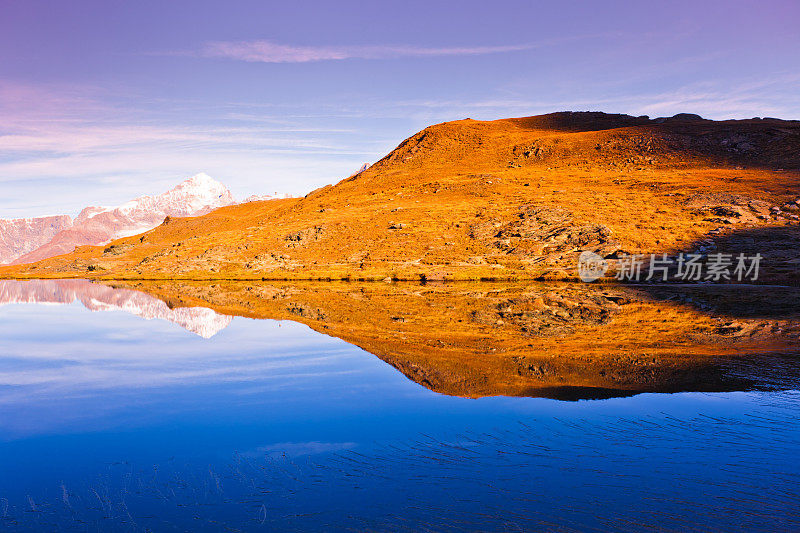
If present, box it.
[0,284,798,531]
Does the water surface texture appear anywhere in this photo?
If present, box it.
[0,280,798,532]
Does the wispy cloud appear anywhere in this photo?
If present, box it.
[200,40,535,63]
[372,71,800,123]
[3,62,798,218]
[0,82,385,217]
[633,74,800,119]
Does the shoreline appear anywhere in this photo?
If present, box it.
[1,273,797,288]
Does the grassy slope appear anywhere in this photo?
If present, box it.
[2,111,799,281]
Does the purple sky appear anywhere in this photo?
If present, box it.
[1,0,798,217]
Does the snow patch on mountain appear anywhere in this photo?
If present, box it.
[350,163,370,177]
[242,192,293,203]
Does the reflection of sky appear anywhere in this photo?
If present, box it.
[0,293,798,531]
[0,300,422,440]
[0,298,791,445]
[0,297,770,441]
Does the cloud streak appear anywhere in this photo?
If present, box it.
[0,82,387,217]
[200,40,534,63]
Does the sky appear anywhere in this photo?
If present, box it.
[0,0,799,217]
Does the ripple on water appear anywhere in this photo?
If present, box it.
[1,391,798,532]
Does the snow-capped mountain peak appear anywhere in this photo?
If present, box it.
[77,173,236,225]
[159,173,236,215]
[4,173,237,265]
[181,172,223,189]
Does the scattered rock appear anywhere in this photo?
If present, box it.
[284,226,325,246]
[748,200,771,215]
[481,205,618,261]
[710,206,743,218]
[474,288,619,337]
[102,244,133,256]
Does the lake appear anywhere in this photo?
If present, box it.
[0,279,798,532]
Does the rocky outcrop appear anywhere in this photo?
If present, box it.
[470,205,619,267]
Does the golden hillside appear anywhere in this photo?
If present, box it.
[3,111,799,282]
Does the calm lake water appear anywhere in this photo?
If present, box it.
[0,280,798,532]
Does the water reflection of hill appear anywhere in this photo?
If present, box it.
[110,280,800,400]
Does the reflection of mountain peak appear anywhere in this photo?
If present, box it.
[0,279,231,338]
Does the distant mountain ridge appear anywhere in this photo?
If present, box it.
[0,215,74,265]
[0,173,236,265]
